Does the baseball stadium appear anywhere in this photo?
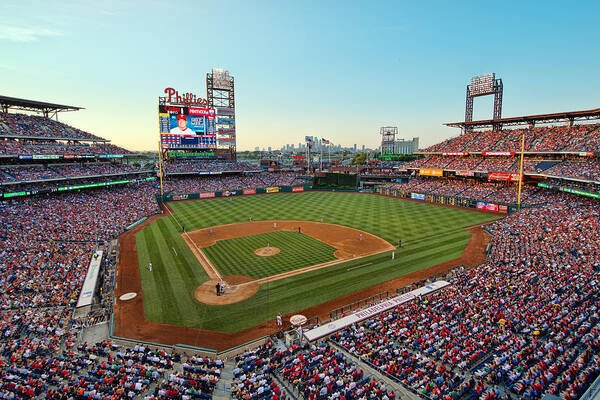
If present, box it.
[2,4,600,400]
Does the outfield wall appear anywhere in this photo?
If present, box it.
[376,187,518,214]
[158,185,312,202]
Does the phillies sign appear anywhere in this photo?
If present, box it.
[164,87,208,106]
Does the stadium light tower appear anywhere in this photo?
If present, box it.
[380,127,398,154]
[465,73,503,132]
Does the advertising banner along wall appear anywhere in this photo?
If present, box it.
[488,172,522,182]
[419,168,443,177]
[476,202,499,211]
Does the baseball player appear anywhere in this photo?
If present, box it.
[276,313,282,327]
[148,262,152,272]
[170,114,194,135]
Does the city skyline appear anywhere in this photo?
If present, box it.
[2,0,599,151]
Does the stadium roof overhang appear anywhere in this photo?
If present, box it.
[445,108,600,129]
[0,95,83,118]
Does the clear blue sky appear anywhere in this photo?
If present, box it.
[2,0,599,151]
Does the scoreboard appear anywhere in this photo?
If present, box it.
[159,105,217,149]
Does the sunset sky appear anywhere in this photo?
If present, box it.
[2,0,599,151]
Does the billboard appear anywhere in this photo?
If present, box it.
[217,107,235,116]
[159,105,216,149]
[488,172,522,182]
[482,151,515,156]
[411,193,426,200]
[419,168,443,177]
[217,117,235,125]
[477,202,499,211]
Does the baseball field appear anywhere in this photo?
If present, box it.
[124,191,500,336]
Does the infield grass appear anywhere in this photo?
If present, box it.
[203,231,337,279]
[136,191,501,333]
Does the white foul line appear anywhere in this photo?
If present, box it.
[346,262,372,272]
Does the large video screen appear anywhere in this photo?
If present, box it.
[159,105,216,149]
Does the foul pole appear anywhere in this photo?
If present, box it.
[516,131,525,210]
[320,139,323,171]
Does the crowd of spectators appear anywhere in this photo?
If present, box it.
[0,139,131,156]
[0,113,104,141]
[231,341,394,400]
[0,162,151,184]
[423,123,600,153]
[165,160,256,174]
[327,195,600,400]
[545,159,600,182]
[380,178,548,205]
[161,173,309,194]
[403,156,452,170]
[1,112,600,399]
[400,155,600,183]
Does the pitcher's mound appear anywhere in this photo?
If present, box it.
[254,247,280,256]
[194,275,259,305]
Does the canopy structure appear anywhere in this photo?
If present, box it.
[0,95,83,119]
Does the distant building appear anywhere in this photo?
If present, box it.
[391,137,419,154]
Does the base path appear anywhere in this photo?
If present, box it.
[114,204,493,351]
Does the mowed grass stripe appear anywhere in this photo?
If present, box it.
[138,215,212,325]
[137,192,500,332]
[168,192,496,244]
[202,231,337,279]
[139,225,184,323]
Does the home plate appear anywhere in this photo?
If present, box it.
[119,292,137,301]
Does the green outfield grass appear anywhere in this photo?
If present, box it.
[203,231,337,279]
[135,191,501,333]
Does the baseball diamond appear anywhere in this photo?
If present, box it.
[116,191,500,341]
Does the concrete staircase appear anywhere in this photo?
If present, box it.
[212,360,235,400]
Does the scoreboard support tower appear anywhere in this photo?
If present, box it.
[207,69,236,160]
